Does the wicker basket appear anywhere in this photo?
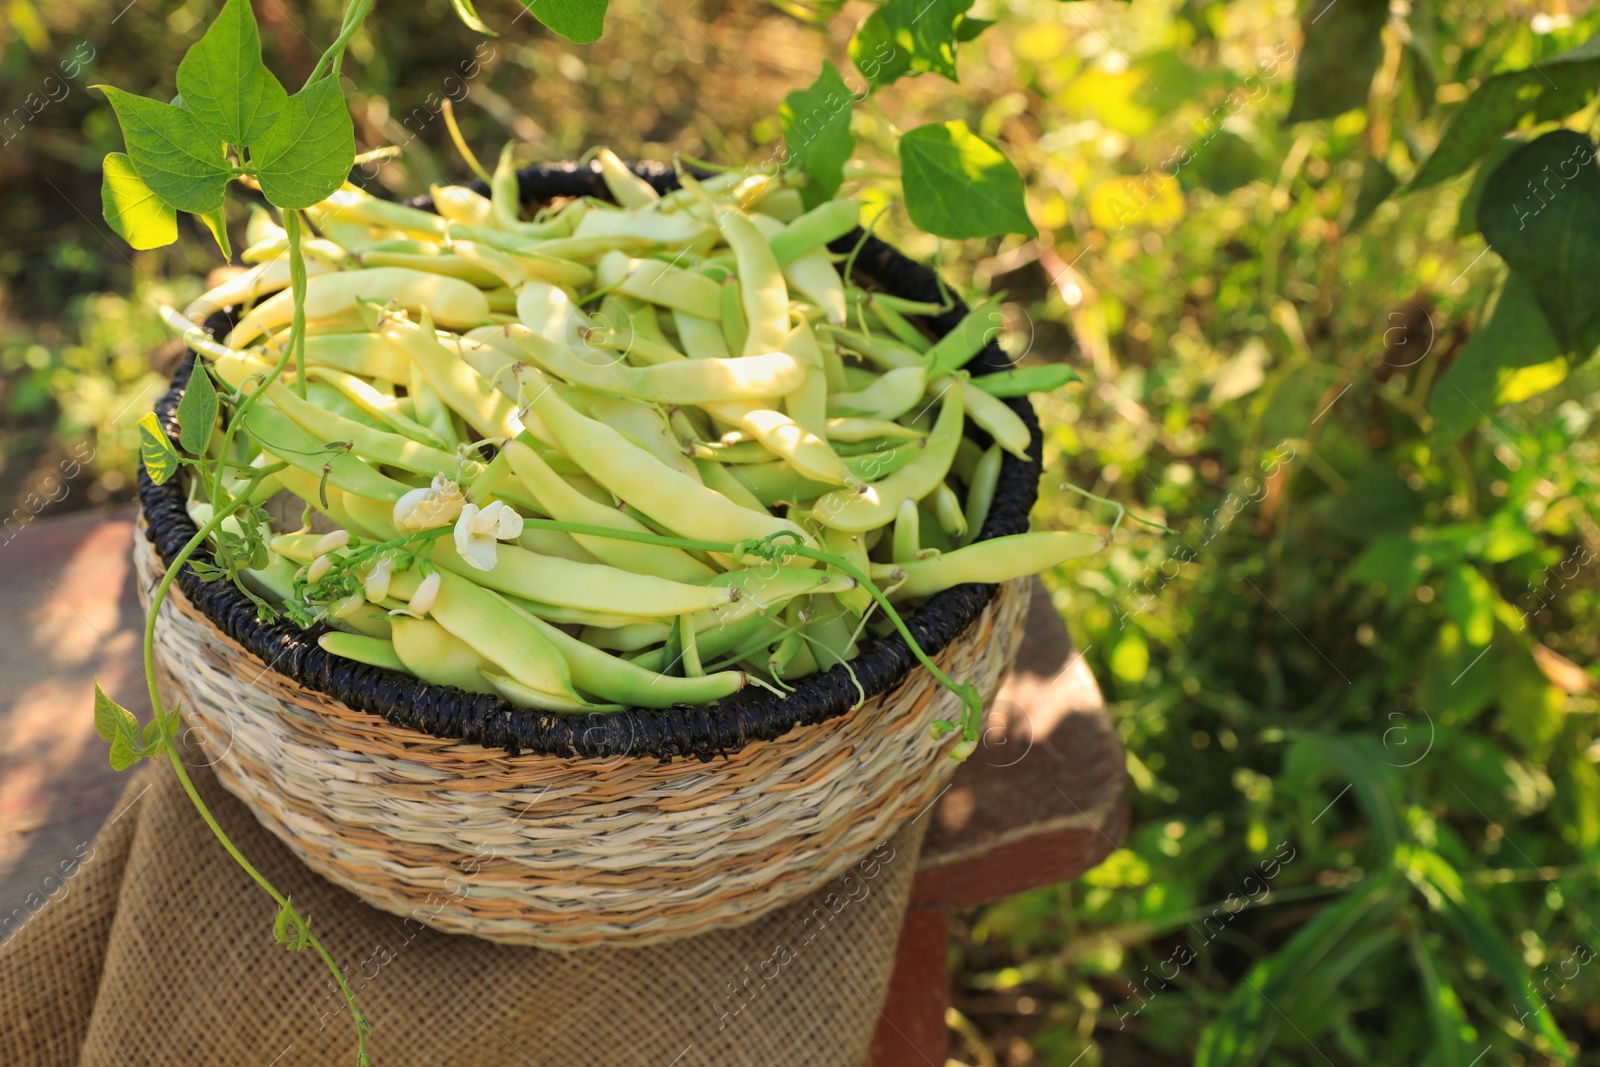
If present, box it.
[135,160,1045,948]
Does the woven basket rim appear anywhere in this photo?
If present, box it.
[136,159,1043,761]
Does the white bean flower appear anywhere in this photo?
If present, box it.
[453,500,524,571]
[392,475,466,531]
[362,555,394,603]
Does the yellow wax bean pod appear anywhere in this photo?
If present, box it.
[673,309,731,359]
[587,396,702,482]
[825,417,926,442]
[931,481,967,540]
[426,572,590,706]
[505,597,747,708]
[501,234,655,263]
[430,185,495,227]
[510,324,807,406]
[718,210,789,357]
[299,334,412,382]
[431,531,733,617]
[246,203,284,247]
[574,204,711,245]
[239,234,347,266]
[380,312,522,439]
[319,632,410,675]
[694,458,772,513]
[449,239,594,289]
[819,325,921,371]
[237,368,461,478]
[953,374,1033,460]
[720,278,748,357]
[503,594,659,630]
[406,360,462,450]
[750,212,845,327]
[810,381,963,532]
[702,401,851,487]
[823,528,875,615]
[753,186,805,222]
[892,497,921,562]
[963,442,1003,541]
[596,147,660,207]
[305,366,450,449]
[518,366,809,547]
[924,299,1002,378]
[782,320,829,440]
[516,282,583,345]
[482,671,613,712]
[240,405,411,503]
[356,250,500,288]
[826,366,927,421]
[272,463,386,537]
[768,199,862,265]
[228,267,492,347]
[502,439,715,582]
[585,565,853,651]
[185,257,335,322]
[389,616,496,695]
[595,251,724,319]
[709,440,921,507]
[872,532,1106,598]
[516,527,604,565]
[310,187,451,240]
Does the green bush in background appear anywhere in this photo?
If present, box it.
[2,0,1597,1061]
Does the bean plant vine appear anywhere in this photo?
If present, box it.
[92,0,1063,1060]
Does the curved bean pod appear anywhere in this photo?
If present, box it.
[673,309,732,359]
[826,366,927,421]
[767,199,861,264]
[878,531,1106,598]
[718,210,789,357]
[703,401,850,486]
[305,366,450,448]
[300,333,413,382]
[809,380,963,532]
[389,617,496,694]
[430,185,495,227]
[963,442,1003,540]
[596,147,661,208]
[380,312,522,439]
[318,631,410,675]
[429,571,585,704]
[241,405,410,502]
[971,363,1079,397]
[228,267,491,347]
[595,252,723,319]
[518,366,808,546]
[955,375,1033,460]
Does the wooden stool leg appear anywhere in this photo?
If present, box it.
[868,903,948,1066]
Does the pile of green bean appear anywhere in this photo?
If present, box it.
[170,146,1099,728]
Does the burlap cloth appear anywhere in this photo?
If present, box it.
[0,736,928,1066]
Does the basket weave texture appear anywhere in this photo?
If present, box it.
[138,527,1026,948]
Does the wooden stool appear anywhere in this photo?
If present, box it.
[0,511,1126,1064]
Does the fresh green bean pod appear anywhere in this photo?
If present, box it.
[575,204,711,246]
[823,528,875,615]
[963,443,1003,540]
[826,366,926,421]
[228,267,492,347]
[520,367,808,547]
[694,458,774,513]
[596,252,723,319]
[719,210,790,356]
[406,360,462,450]
[753,186,805,222]
[319,631,410,674]
[955,375,1033,459]
[430,185,495,226]
[873,531,1107,598]
[596,147,661,208]
[272,465,386,537]
[819,325,922,372]
[809,380,963,532]
[500,439,717,583]
[586,396,702,482]
[931,481,968,540]
[922,299,1001,378]
[388,617,496,694]
[451,239,595,288]
[825,417,925,442]
[768,199,861,264]
[971,364,1079,397]
[491,142,523,230]
[803,594,859,670]
[427,571,590,706]
[185,256,335,322]
[892,497,921,563]
[300,333,412,382]
[712,441,921,507]
[866,294,931,352]
[503,594,659,630]
[306,366,450,448]
[629,615,784,672]
[673,309,732,359]
[703,401,851,486]
[242,405,411,502]
[311,188,451,240]
[382,312,522,439]
[720,278,748,356]
[782,249,847,326]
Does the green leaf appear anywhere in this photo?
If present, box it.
[900,121,1036,239]
[1347,157,1398,230]
[1196,872,1405,1066]
[1476,129,1600,352]
[250,78,355,210]
[780,62,857,210]
[1430,274,1563,448]
[137,411,181,485]
[1411,33,1600,190]
[177,362,218,454]
[175,0,287,146]
[953,15,994,42]
[1443,565,1494,646]
[1453,136,1520,238]
[516,0,608,43]
[850,0,972,88]
[1401,848,1570,1054]
[197,204,232,260]
[93,682,144,771]
[1284,0,1388,123]
[101,152,177,250]
[97,86,231,214]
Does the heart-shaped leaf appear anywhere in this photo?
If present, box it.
[900,121,1036,239]
[517,0,609,43]
[780,62,856,209]
[1476,129,1600,351]
[177,361,218,454]
[93,682,144,771]
[850,0,972,89]
[137,411,180,485]
[101,151,177,250]
[250,77,356,210]
[98,86,231,214]
[1412,33,1600,190]
[176,0,287,146]
[1429,273,1563,448]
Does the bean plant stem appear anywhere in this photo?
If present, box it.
[286,210,309,400]
[143,470,370,1064]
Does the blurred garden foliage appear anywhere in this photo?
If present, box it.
[3,0,1600,1062]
